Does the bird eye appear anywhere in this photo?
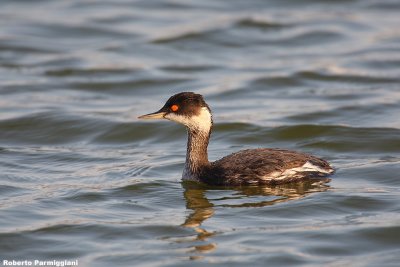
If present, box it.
[171,104,179,112]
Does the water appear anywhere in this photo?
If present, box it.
[1,0,400,266]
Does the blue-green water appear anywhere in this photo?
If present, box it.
[1,0,400,266]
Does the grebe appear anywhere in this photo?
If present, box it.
[138,92,333,186]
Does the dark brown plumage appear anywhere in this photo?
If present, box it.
[139,92,334,186]
[202,148,332,186]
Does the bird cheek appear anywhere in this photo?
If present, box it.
[164,113,173,120]
[165,113,190,126]
[164,112,179,122]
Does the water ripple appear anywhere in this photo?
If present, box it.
[1,0,400,266]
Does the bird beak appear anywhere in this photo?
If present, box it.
[138,110,167,120]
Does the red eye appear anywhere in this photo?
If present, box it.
[171,105,179,112]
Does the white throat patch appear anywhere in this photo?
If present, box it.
[165,107,212,133]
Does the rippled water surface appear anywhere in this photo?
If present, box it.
[1,0,400,266]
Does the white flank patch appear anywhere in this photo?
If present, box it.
[165,107,212,133]
[301,161,333,174]
[263,161,333,181]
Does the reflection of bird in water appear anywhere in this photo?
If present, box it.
[139,92,334,186]
[176,179,330,256]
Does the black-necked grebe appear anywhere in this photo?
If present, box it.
[138,92,333,186]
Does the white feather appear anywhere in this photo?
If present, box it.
[263,161,333,181]
[165,107,212,133]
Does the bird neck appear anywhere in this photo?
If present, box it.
[183,127,211,180]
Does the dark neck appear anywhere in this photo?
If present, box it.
[184,128,211,178]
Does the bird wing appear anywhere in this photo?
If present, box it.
[206,148,332,185]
